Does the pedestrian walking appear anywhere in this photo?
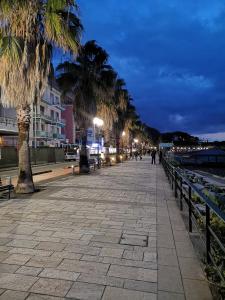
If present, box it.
[134,151,138,161]
[151,150,156,164]
[159,150,163,164]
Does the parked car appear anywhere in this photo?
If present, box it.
[65,152,78,161]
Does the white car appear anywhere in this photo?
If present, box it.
[65,152,78,161]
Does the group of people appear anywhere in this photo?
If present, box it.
[131,149,163,164]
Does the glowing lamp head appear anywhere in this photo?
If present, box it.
[93,117,104,127]
[122,131,126,137]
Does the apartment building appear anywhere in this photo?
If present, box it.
[30,83,66,147]
[61,104,76,144]
[0,105,18,147]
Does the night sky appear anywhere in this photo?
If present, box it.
[74,0,225,140]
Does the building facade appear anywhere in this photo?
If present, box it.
[30,84,66,147]
[61,105,76,144]
[0,104,18,147]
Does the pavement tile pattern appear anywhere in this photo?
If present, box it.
[0,157,212,299]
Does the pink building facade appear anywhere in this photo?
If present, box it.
[61,105,76,144]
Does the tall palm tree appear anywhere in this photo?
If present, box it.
[57,40,116,173]
[0,0,82,193]
[112,79,129,162]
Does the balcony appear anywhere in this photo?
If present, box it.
[0,117,18,135]
[52,133,66,140]
[36,114,53,124]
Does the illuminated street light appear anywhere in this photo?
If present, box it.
[93,117,104,168]
[122,131,126,137]
[93,117,104,127]
[134,138,138,143]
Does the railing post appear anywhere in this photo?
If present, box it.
[188,186,192,232]
[175,171,178,198]
[171,168,174,190]
[206,204,211,263]
[180,177,183,211]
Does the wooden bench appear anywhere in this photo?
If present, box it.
[0,185,14,199]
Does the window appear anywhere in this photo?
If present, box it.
[50,92,54,104]
[40,106,45,115]
[55,96,59,105]
[56,112,59,121]
[50,110,54,120]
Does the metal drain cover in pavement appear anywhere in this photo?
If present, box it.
[120,233,148,247]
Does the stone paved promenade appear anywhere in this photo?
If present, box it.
[0,157,212,299]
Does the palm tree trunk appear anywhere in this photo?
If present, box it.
[104,129,111,165]
[79,131,90,173]
[16,104,35,194]
[116,134,121,163]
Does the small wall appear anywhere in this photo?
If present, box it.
[0,147,65,168]
[0,147,18,168]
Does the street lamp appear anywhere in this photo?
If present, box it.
[93,117,104,168]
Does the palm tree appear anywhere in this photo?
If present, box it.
[112,79,129,162]
[0,0,82,193]
[57,40,116,173]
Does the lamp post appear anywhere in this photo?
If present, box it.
[121,131,126,161]
[93,117,104,168]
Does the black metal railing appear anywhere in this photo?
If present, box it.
[162,158,225,284]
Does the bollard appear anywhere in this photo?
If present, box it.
[71,165,75,175]
[6,176,11,185]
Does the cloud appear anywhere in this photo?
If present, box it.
[169,114,185,124]
[76,0,225,136]
[196,132,225,142]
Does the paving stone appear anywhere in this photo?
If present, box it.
[51,251,82,260]
[9,248,53,257]
[0,263,20,273]
[58,259,109,274]
[0,252,10,262]
[183,278,212,300]
[26,294,64,300]
[102,286,157,300]
[16,265,42,276]
[0,273,38,291]
[64,245,101,255]
[178,257,205,280]
[158,291,185,300]
[30,278,73,297]
[26,256,62,268]
[0,290,28,300]
[100,247,124,258]
[103,256,157,269]
[124,279,157,293]
[108,265,157,282]
[0,238,12,245]
[123,250,143,261]
[158,247,179,267]
[6,239,39,249]
[35,241,66,251]
[91,235,121,243]
[33,230,54,237]
[143,252,157,263]
[3,254,31,265]
[158,264,183,293]
[66,281,105,300]
[39,267,80,281]
[78,273,124,287]
[81,254,104,262]
[120,234,148,247]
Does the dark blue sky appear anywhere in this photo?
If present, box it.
[75,0,225,139]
